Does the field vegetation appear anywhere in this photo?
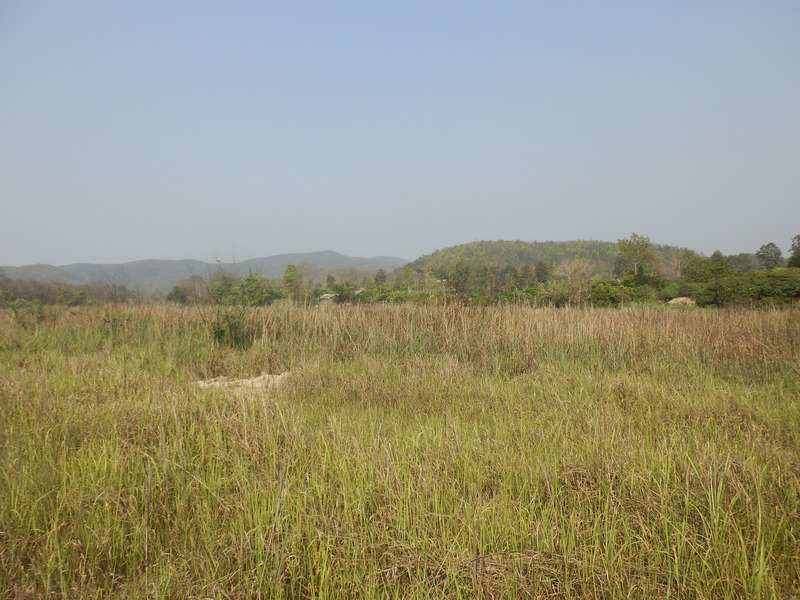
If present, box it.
[1,302,799,598]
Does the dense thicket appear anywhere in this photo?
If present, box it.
[697,269,800,307]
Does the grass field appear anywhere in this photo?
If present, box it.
[1,303,799,599]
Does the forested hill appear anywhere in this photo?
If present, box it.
[407,240,689,278]
[1,252,407,292]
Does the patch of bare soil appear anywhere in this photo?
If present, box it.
[196,372,289,389]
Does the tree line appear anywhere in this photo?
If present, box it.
[0,275,137,306]
[162,234,800,308]
[3,235,799,309]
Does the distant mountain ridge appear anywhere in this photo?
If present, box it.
[1,251,408,291]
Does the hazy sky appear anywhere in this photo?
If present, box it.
[2,2,799,266]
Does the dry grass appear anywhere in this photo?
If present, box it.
[1,303,798,598]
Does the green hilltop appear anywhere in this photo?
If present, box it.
[407,239,690,278]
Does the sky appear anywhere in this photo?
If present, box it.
[2,1,799,266]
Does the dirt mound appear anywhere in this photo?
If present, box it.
[668,296,696,306]
[196,372,289,389]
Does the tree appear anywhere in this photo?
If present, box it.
[710,250,727,264]
[330,282,358,303]
[673,250,696,279]
[727,253,760,272]
[554,258,593,305]
[682,254,730,283]
[166,285,189,304]
[449,260,473,295]
[516,264,534,288]
[400,265,415,292]
[0,269,12,304]
[788,235,800,268]
[535,261,553,283]
[756,243,784,270]
[555,258,592,281]
[589,280,633,307]
[167,274,208,304]
[208,271,240,304]
[374,269,387,287]
[240,272,280,306]
[341,267,369,288]
[615,233,657,277]
[82,282,136,303]
[283,264,304,302]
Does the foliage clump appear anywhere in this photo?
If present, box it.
[697,269,800,307]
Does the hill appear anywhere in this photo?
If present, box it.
[407,240,690,278]
[237,251,407,278]
[1,252,408,291]
[0,263,86,285]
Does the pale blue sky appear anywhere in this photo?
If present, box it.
[2,1,798,265]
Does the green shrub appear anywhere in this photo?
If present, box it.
[589,281,632,307]
[702,268,800,306]
[211,309,257,349]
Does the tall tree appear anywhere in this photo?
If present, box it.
[756,243,784,270]
[673,250,696,279]
[727,253,760,272]
[240,272,280,306]
[283,264,304,301]
[614,233,657,277]
[788,235,800,268]
[554,258,593,305]
[535,260,553,283]
[516,264,534,288]
[450,260,473,295]
[710,250,727,264]
[682,254,730,283]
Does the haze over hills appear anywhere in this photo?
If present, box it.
[1,252,408,292]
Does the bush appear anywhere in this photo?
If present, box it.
[702,269,800,307]
[589,281,633,307]
[656,282,680,302]
[211,310,257,349]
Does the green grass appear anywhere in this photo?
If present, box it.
[1,303,799,598]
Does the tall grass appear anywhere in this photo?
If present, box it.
[1,303,798,598]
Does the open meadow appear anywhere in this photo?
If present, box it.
[1,303,799,599]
